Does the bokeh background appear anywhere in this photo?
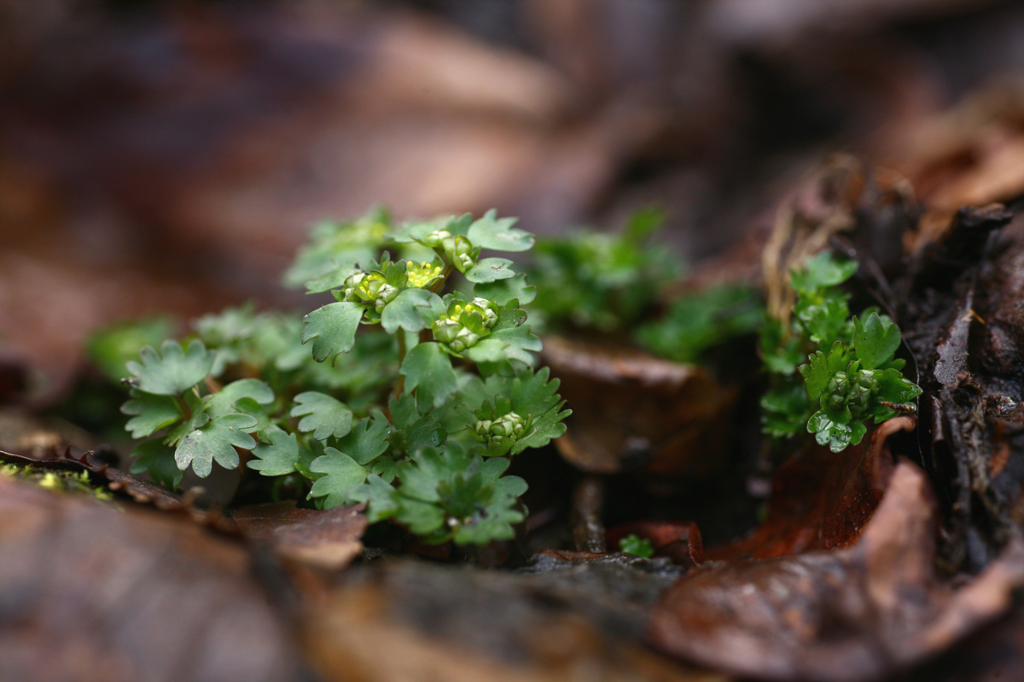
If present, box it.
[4,0,1024,391]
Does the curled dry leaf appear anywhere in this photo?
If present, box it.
[894,80,1024,251]
[542,336,735,476]
[706,416,914,561]
[0,475,306,682]
[650,462,1024,681]
[233,501,368,571]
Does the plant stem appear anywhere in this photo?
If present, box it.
[571,475,607,552]
[429,264,455,294]
[204,376,222,394]
[393,331,407,399]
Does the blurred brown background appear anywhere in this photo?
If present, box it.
[3,0,1024,389]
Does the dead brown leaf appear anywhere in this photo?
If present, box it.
[307,556,722,682]
[543,336,736,476]
[234,501,367,570]
[0,475,306,682]
[650,461,1024,681]
[705,416,914,561]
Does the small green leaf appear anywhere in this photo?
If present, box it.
[760,319,803,375]
[388,395,447,455]
[827,341,852,373]
[309,447,369,508]
[473,274,537,306]
[453,459,526,544]
[619,534,654,558]
[129,439,184,489]
[164,391,210,446]
[126,339,215,396]
[807,407,854,453]
[797,297,850,347]
[290,391,354,440]
[512,406,570,455]
[347,474,399,522]
[510,367,560,414]
[464,258,515,283]
[400,342,458,409]
[334,413,391,465]
[854,312,902,370]
[381,288,444,334]
[463,338,509,364]
[122,392,182,438]
[175,413,258,478]
[370,456,399,483]
[760,384,813,438]
[487,324,542,368]
[800,352,830,400]
[204,379,274,420]
[389,220,443,244]
[302,302,364,363]
[88,317,176,382]
[248,427,302,476]
[849,421,868,447]
[466,210,534,252]
[394,497,447,538]
[789,252,857,294]
[877,367,922,404]
[394,445,469,504]
[304,266,359,294]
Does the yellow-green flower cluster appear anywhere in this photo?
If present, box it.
[474,411,525,443]
[342,271,399,313]
[431,298,498,352]
[406,261,443,289]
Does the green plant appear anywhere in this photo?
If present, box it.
[526,208,682,334]
[119,210,569,545]
[618,533,654,558]
[525,209,761,365]
[636,285,763,364]
[760,252,921,452]
[88,317,176,382]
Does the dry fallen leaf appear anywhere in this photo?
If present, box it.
[543,336,736,476]
[233,501,368,570]
[706,416,914,561]
[307,555,722,682]
[650,461,1024,681]
[0,475,307,682]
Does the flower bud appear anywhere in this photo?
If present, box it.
[856,370,879,392]
[453,237,473,258]
[374,283,399,313]
[471,298,498,328]
[827,392,846,410]
[421,229,451,248]
[439,235,475,271]
[826,371,849,397]
[475,411,526,443]
[473,419,493,438]
[432,317,461,344]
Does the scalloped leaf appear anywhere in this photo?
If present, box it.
[175,413,258,478]
[126,339,215,396]
[291,392,354,441]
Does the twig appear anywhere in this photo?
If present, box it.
[571,475,606,552]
